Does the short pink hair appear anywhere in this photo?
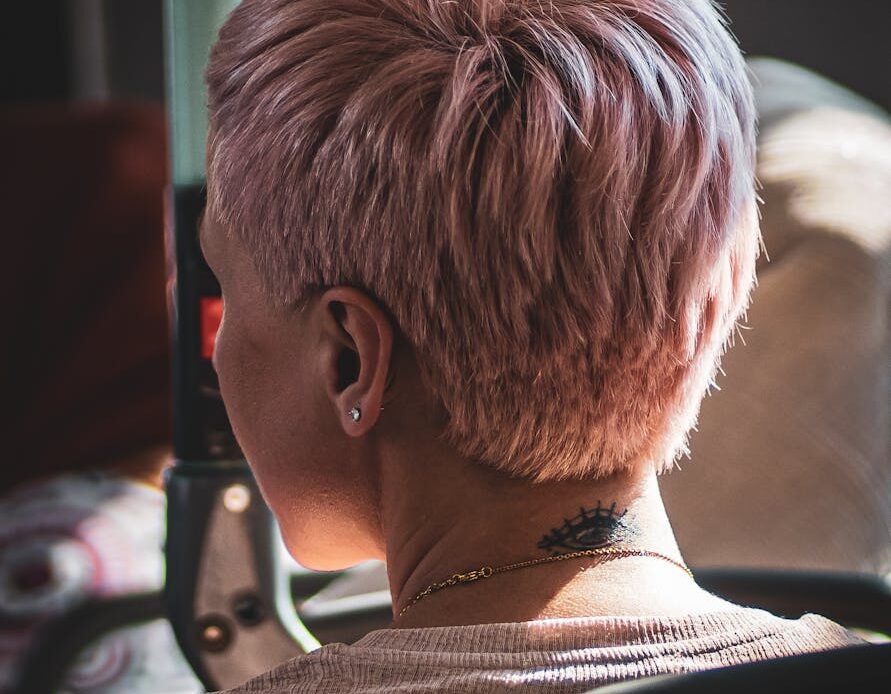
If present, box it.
[206,0,759,480]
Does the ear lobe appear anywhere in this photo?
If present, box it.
[320,287,393,437]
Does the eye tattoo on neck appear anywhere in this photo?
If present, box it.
[536,501,635,556]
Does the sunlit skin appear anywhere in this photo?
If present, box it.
[199,214,735,628]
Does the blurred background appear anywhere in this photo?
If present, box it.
[0,1,889,693]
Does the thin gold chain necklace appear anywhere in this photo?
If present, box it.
[398,547,693,617]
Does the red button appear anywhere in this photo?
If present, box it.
[200,297,223,360]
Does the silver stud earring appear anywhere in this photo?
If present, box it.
[348,406,362,423]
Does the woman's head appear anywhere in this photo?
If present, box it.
[205,0,757,495]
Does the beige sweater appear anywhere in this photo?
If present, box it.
[222,608,861,692]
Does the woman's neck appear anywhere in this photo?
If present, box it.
[379,452,729,628]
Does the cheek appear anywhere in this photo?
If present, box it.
[213,306,267,455]
[214,306,313,489]
[213,304,382,569]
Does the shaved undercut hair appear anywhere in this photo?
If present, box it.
[206,0,759,480]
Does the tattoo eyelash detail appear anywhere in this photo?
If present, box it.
[536,501,633,556]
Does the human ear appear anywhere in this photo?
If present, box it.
[319,287,393,436]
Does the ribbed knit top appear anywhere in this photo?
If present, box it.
[223,607,862,692]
